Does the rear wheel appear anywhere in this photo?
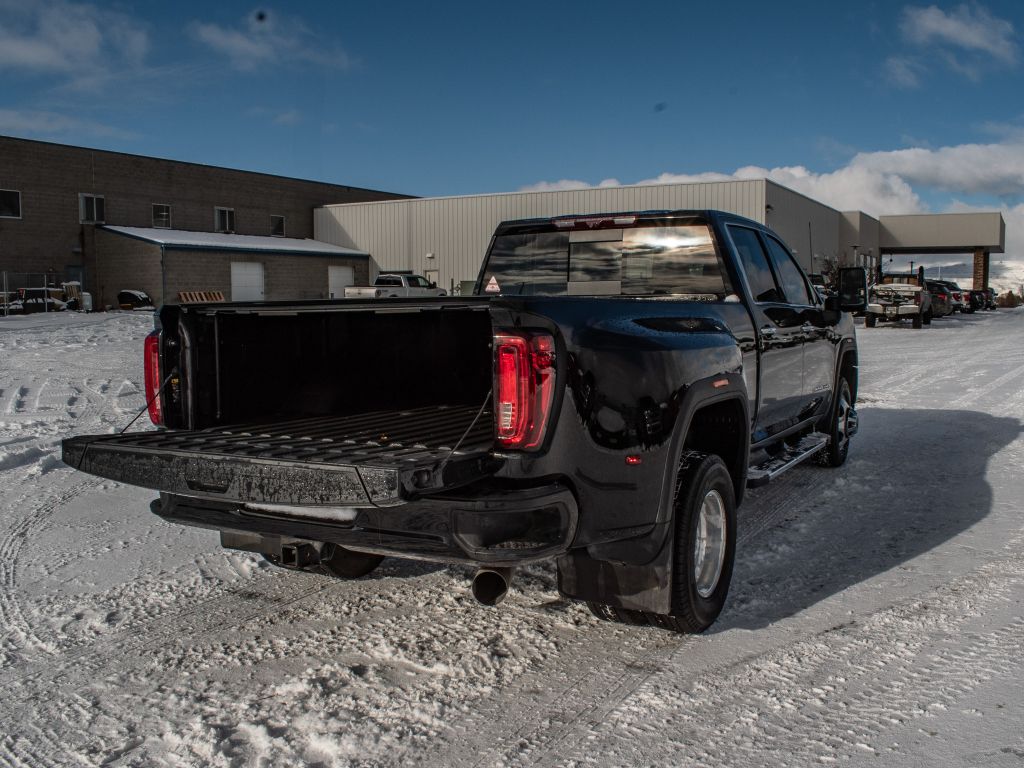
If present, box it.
[865,314,876,327]
[912,313,923,329]
[663,453,736,632]
[587,453,736,633]
[923,310,932,325]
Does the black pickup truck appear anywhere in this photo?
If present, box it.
[63,210,866,633]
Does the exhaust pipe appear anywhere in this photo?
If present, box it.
[471,567,514,606]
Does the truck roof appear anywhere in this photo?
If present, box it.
[492,209,763,236]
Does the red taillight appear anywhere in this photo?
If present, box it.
[494,332,556,450]
[913,292,922,305]
[144,331,163,426]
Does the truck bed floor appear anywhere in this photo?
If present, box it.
[108,404,493,467]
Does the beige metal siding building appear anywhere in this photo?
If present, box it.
[316,179,1006,293]
[316,180,773,293]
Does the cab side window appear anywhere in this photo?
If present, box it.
[763,236,814,305]
[728,226,782,303]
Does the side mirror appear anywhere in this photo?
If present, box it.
[837,267,867,312]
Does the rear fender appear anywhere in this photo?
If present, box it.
[557,374,748,614]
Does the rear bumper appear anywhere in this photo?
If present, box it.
[867,303,919,318]
[151,482,578,567]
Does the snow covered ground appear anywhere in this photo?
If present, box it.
[2,308,1023,767]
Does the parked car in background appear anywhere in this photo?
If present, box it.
[866,272,932,329]
[118,290,155,310]
[967,290,987,312]
[344,274,447,299]
[925,281,953,317]
[984,288,998,310]
[936,281,967,312]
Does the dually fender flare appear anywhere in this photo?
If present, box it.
[556,372,749,615]
[655,372,750,526]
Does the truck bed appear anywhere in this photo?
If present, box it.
[63,404,496,508]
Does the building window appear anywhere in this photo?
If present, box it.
[0,189,21,219]
[152,203,171,228]
[215,206,235,233]
[270,214,285,237]
[80,193,105,224]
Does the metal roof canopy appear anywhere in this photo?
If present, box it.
[879,212,1005,255]
[101,226,370,258]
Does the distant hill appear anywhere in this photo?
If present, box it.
[886,259,1024,295]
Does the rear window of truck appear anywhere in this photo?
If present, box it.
[478,223,733,300]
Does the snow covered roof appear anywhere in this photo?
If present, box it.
[101,226,369,258]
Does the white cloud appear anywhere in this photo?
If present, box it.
[273,109,301,126]
[853,142,1024,197]
[901,4,1017,65]
[520,138,1024,258]
[520,178,622,192]
[887,4,1019,86]
[884,56,922,88]
[524,162,924,217]
[0,108,135,139]
[190,10,352,72]
[0,0,149,89]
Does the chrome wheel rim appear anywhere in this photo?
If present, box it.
[693,489,727,598]
[836,384,852,453]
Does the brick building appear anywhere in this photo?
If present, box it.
[0,135,409,305]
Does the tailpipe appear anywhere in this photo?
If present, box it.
[471,567,514,606]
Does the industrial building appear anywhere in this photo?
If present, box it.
[0,136,408,306]
[316,179,1005,295]
[2,134,1006,305]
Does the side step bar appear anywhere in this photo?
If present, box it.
[746,433,828,488]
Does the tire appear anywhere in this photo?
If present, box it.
[319,543,384,578]
[819,376,854,468]
[587,453,736,634]
[923,310,932,326]
[912,313,922,329]
[865,314,877,328]
[663,453,736,632]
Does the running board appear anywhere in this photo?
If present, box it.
[746,433,828,488]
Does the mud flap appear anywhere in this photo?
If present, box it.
[556,520,675,615]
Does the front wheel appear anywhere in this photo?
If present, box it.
[865,314,877,328]
[820,377,854,467]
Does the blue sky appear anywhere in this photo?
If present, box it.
[2,0,1023,254]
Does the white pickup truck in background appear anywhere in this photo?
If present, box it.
[343,274,447,299]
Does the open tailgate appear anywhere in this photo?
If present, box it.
[62,405,498,507]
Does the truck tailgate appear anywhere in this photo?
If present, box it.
[62,404,498,507]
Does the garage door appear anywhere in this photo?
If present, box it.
[328,265,354,299]
[231,262,264,302]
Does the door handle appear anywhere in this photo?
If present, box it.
[760,325,777,338]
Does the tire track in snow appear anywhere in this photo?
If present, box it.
[0,478,104,664]
[522,534,1024,767]
[424,465,830,768]
[948,362,1024,410]
[0,572,336,768]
